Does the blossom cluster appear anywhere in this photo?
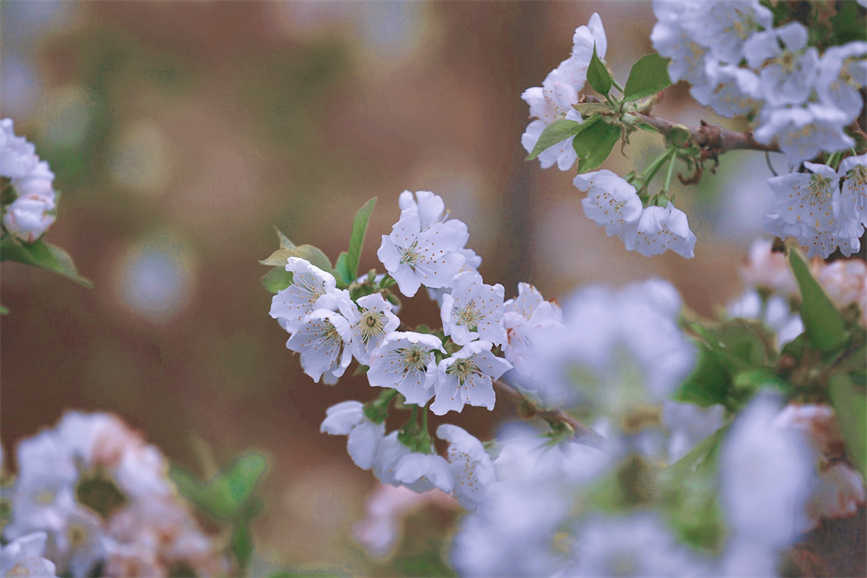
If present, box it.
[521,14,699,259]
[1,412,228,577]
[1,118,57,244]
[651,0,867,257]
[448,392,863,577]
[652,0,864,166]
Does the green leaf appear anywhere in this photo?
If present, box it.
[170,452,267,521]
[572,103,611,117]
[673,343,732,407]
[572,118,621,173]
[831,0,867,43]
[333,251,352,288]
[347,197,376,282]
[259,244,332,275]
[0,235,92,287]
[829,374,867,479]
[658,425,728,552]
[231,522,254,571]
[623,53,672,102]
[525,119,582,161]
[274,227,296,250]
[261,268,293,293]
[0,304,8,315]
[586,43,612,96]
[788,247,847,352]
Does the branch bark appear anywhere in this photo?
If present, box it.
[493,380,608,451]
[632,112,779,158]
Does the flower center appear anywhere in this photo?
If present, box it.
[400,242,421,266]
[446,358,480,386]
[846,164,867,192]
[808,173,833,202]
[455,300,483,330]
[399,346,430,372]
[359,311,384,343]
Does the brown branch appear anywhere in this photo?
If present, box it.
[634,113,779,158]
[493,380,608,451]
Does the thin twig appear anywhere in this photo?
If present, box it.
[493,380,608,451]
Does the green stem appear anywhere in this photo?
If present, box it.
[611,77,624,93]
[662,152,677,195]
[638,148,676,195]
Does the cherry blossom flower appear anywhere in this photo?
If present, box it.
[377,210,469,297]
[817,41,867,123]
[686,0,773,65]
[744,22,819,107]
[338,293,399,365]
[366,331,444,406]
[269,257,338,334]
[719,393,814,566]
[521,13,606,172]
[440,271,506,346]
[436,425,496,510]
[431,341,512,415]
[320,401,386,470]
[502,283,562,378]
[0,532,58,578]
[285,308,353,385]
[651,0,714,105]
[372,433,454,494]
[629,202,697,258]
[838,153,867,227]
[574,170,643,239]
[755,104,854,166]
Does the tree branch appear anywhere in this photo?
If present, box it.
[632,113,779,158]
[493,380,608,451]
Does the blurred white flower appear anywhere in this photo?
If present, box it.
[320,401,385,471]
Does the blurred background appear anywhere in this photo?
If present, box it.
[1,1,771,574]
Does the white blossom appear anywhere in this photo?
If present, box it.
[338,293,399,365]
[728,289,804,348]
[377,210,469,297]
[398,189,446,231]
[440,271,507,346]
[574,170,643,239]
[502,283,562,378]
[0,532,58,578]
[269,257,338,334]
[719,393,814,552]
[685,0,773,65]
[739,238,799,297]
[366,331,444,406]
[744,22,819,107]
[450,425,609,577]
[436,424,496,510]
[815,257,867,326]
[817,41,867,123]
[651,1,714,104]
[0,118,38,179]
[755,103,855,166]
[3,197,56,244]
[526,279,695,411]
[838,153,867,227]
[629,203,697,258]
[320,401,386,470]
[430,341,512,415]
[521,13,606,172]
[703,62,763,118]
[285,307,353,384]
[567,513,711,577]
[372,433,454,494]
